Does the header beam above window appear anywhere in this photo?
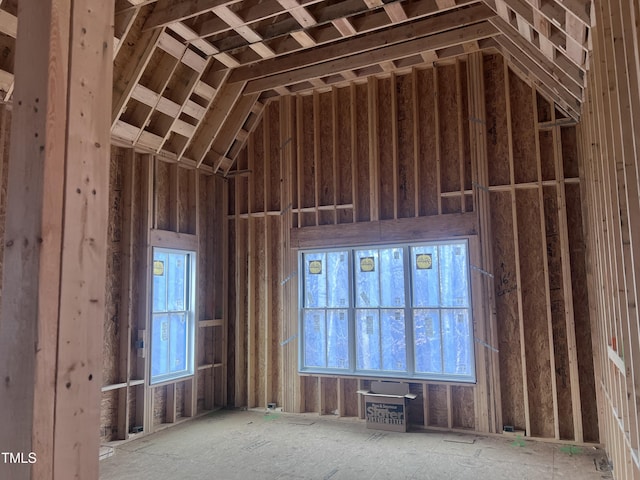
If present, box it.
[290,212,478,250]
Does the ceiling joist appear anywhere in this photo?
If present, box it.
[0,0,592,171]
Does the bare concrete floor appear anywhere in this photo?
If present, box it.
[100,410,612,480]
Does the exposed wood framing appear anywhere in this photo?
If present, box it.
[224,58,594,444]
[578,0,640,476]
[0,1,114,479]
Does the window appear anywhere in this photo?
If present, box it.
[150,248,196,384]
[299,240,475,382]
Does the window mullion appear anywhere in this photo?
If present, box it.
[405,246,414,377]
[437,245,445,375]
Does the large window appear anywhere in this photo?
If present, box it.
[151,248,196,384]
[299,240,475,382]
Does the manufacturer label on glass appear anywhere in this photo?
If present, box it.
[360,257,375,272]
[309,260,322,274]
[416,253,433,270]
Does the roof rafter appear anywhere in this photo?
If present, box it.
[489,15,583,101]
[144,0,242,30]
[229,3,494,84]
[244,21,500,93]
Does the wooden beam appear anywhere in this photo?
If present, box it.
[230,3,493,84]
[0,0,114,478]
[490,16,583,100]
[290,212,478,249]
[112,26,163,126]
[189,81,246,166]
[492,34,581,116]
[0,9,17,38]
[206,94,260,172]
[244,22,500,93]
[144,0,241,29]
[484,0,587,70]
[278,0,317,27]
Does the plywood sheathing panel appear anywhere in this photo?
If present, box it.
[336,86,353,224]
[516,188,554,438]
[536,92,552,124]
[270,217,283,405]
[252,119,266,213]
[452,386,475,429]
[416,68,438,216]
[101,391,119,442]
[255,216,266,409]
[153,386,167,426]
[561,126,579,179]
[198,174,212,319]
[407,383,425,426]
[428,384,449,428]
[342,379,360,417]
[565,182,598,443]
[213,176,226,318]
[197,370,206,413]
[539,130,555,182]
[321,377,339,415]
[491,191,526,431]
[543,186,574,440]
[104,150,125,388]
[176,381,186,419]
[300,95,316,225]
[460,61,472,195]
[155,160,171,230]
[268,102,282,212]
[509,70,537,185]
[304,376,319,413]
[438,64,460,197]
[227,214,237,406]
[483,55,510,187]
[354,83,370,222]
[376,77,394,221]
[396,72,415,219]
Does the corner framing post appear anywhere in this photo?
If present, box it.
[0,0,114,478]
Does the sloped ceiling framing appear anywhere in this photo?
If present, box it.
[0,0,591,174]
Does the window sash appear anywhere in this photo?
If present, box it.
[150,248,196,385]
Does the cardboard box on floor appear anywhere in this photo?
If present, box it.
[357,381,417,432]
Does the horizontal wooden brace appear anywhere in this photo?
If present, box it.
[290,212,478,249]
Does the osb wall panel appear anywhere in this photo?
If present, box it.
[490,191,525,431]
[229,54,594,441]
[104,150,125,388]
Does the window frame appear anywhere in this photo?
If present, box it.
[149,247,197,385]
[298,239,476,383]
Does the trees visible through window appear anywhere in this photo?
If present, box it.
[151,248,196,384]
[299,240,475,382]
